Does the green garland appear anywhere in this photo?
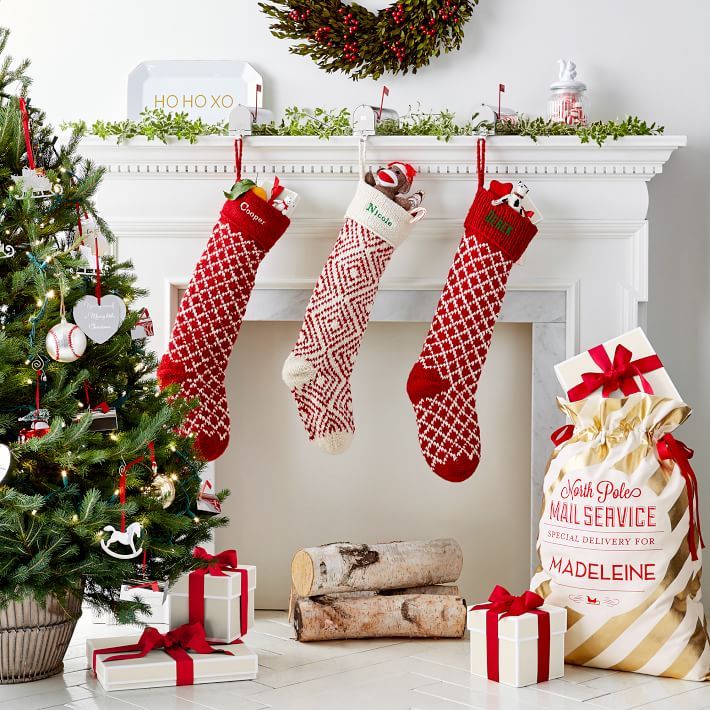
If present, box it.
[68,107,664,146]
[259,0,480,80]
[61,109,228,145]
[251,108,664,145]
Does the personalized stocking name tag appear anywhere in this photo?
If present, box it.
[73,295,126,344]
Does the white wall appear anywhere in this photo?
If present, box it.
[5,0,710,602]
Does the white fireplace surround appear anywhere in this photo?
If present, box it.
[80,135,685,565]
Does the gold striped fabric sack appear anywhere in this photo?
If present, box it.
[531,393,709,680]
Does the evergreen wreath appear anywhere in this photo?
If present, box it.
[259,1,480,80]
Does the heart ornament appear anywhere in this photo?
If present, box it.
[73,294,126,344]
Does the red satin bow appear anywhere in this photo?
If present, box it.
[472,586,550,683]
[189,548,249,640]
[477,584,545,617]
[567,344,662,402]
[192,547,238,576]
[657,434,705,561]
[92,623,231,686]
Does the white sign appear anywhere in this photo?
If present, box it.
[128,60,264,123]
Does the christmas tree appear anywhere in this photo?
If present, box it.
[0,28,227,622]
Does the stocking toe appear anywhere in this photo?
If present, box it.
[433,454,480,483]
[314,430,353,454]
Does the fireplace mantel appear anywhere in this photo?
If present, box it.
[80,135,685,566]
[81,134,684,180]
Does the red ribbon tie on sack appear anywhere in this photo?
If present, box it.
[92,623,231,686]
[657,434,705,561]
[551,424,575,446]
[567,344,662,402]
[189,548,249,640]
[471,585,551,683]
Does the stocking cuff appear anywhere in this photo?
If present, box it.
[220,191,290,252]
[464,187,538,263]
[345,182,419,248]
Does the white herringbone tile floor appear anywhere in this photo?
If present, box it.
[1,611,707,710]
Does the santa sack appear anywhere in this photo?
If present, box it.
[531,393,710,680]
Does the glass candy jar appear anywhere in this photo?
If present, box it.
[547,60,588,127]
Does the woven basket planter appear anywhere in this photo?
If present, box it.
[0,591,82,683]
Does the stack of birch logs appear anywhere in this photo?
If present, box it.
[290,538,466,642]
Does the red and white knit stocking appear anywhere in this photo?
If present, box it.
[283,181,420,453]
[158,192,289,460]
[407,140,538,482]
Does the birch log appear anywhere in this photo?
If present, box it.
[291,539,463,597]
[294,594,467,641]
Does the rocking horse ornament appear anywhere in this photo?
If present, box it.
[100,521,144,560]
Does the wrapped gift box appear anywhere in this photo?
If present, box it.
[120,582,169,625]
[554,327,680,402]
[168,565,256,643]
[468,600,566,687]
[87,634,258,691]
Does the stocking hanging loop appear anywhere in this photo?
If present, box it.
[477,138,486,190]
[234,137,243,182]
[358,136,367,182]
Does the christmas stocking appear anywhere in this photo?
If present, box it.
[158,191,290,460]
[283,177,422,453]
[407,140,538,482]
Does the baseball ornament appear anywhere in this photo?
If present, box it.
[45,317,87,362]
[0,443,11,482]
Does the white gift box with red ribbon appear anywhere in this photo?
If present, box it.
[120,581,169,625]
[168,548,256,644]
[554,327,680,402]
[86,628,257,691]
[468,586,567,688]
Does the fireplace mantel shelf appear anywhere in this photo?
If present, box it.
[80,135,686,180]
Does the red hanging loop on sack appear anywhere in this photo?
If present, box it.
[476,138,486,190]
[657,434,705,561]
[18,97,36,170]
[234,137,243,182]
[551,424,575,446]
